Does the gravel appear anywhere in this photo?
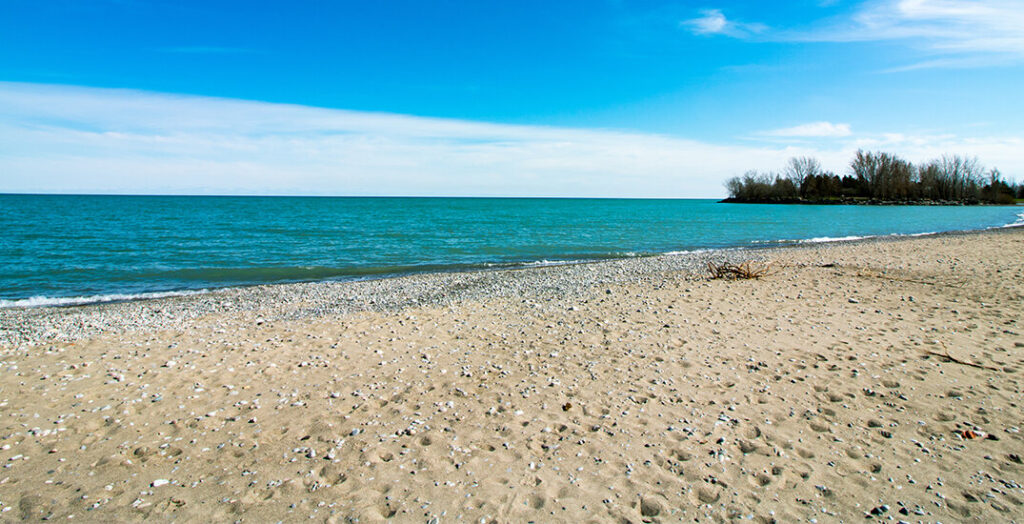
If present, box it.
[2,227,1016,348]
[0,248,751,348]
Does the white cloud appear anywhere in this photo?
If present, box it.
[684,9,728,34]
[682,9,765,37]
[1,82,1021,197]
[690,1,1024,69]
[761,122,853,138]
[791,0,1024,68]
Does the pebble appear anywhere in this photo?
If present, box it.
[869,504,889,516]
[0,248,758,347]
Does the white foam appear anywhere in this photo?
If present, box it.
[1000,211,1024,228]
[799,235,869,244]
[0,289,210,309]
[520,259,584,267]
[752,231,942,246]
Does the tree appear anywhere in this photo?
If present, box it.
[850,150,913,199]
[980,168,1015,204]
[783,156,821,191]
[723,151,1004,203]
[937,155,983,200]
[917,161,942,200]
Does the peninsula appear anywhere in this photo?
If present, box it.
[723,151,1021,205]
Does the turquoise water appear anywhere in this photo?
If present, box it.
[1,194,1021,307]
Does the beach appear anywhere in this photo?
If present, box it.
[1,228,1022,522]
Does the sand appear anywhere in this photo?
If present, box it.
[1,228,1022,522]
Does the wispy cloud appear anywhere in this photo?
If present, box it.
[761,122,853,138]
[1,83,1021,197]
[681,9,766,38]
[692,1,1024,69]
[799,0,1024,63]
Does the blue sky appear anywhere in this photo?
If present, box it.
[2,0,1022,196]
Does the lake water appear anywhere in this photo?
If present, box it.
[1,194,1020,307]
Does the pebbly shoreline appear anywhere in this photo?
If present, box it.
[2,226,1018,349]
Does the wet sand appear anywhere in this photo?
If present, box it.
[1,228,1022,522]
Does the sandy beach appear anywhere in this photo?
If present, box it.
[1,228,1022,522]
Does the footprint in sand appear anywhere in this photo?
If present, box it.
[736,439,759,454]
[749,472,772,487]
[691,485,721,504]
[639,496,663,518]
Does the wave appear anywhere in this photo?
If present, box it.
[751,231,942,246]
[799,235,870,244]
[999,211,1024,228]
[749,236,863,245]
[518,259,585,267]
[0,289,211,309]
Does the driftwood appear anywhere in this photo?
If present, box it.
[707,261,770,280]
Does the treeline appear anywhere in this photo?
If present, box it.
[724,151,1022,204]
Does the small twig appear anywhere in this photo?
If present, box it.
[925,342,999,371]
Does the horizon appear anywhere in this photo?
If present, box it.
[0,192,724,200]
[2,1,1022,197]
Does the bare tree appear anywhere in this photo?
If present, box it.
[725,151,996,203]
[724,176,743,198]
[918,160,941,199]
[783,156,821,191]
[937,155,983,200]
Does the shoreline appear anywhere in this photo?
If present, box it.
[1,225,1020,348]
[3,196,1021,314]
[720,197,1024,206]
[0,227,1021,521]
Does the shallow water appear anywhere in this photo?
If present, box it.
[1,194,1020,306]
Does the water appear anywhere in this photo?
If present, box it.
[1,194,1020,307]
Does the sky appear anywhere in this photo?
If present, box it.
[1,0,1022,197]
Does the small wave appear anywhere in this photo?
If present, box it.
[1000,211,1024,228]
[749,239,798,245]
[751,231,943,246]
[0,289,210,309]
[800,235,870,244]
[519,259,585,267]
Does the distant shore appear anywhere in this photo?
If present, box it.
[720,196,1019,205]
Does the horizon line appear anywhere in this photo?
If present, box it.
[0,192,725,200]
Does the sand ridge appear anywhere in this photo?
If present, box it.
[1,229,1022,522]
